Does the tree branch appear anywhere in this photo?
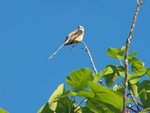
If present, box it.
[81,41,98,74]
[123,1,144,112]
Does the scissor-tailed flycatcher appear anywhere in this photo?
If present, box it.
[48,26,84,60]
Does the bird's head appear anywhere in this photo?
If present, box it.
[78,26,84,30]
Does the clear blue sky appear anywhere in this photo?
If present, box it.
[0,0,150,113]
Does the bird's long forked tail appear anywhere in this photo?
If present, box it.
[48,43,65,61]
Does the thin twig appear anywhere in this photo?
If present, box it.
[123,1,144,112]
[74,98,87,112]
[129,90,141,111]
[81,41,98,74]
[136,0,144,5]
[75,41,99,111]
[127,106,138,113]
[136,0,139,5]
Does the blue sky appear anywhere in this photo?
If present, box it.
[0,0,150,113]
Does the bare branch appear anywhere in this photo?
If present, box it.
[136,0,139,5]
[123,1,144,112]
[81,41,98,74]
[130,90,141,111]
[139,0,144,5]
[127,106,138,113]
[136,0,144,5]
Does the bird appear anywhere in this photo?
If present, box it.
[48,26,84,61]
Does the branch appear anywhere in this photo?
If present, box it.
[123,1,144,112]
[74,98,87,112]
[81,41,98,74]
[136,0,144,5]
[129,90,141,111]
[127,106,138,113]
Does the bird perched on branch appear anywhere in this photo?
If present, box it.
[48,26,84,61]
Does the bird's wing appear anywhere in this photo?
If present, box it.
[64,29,83,45]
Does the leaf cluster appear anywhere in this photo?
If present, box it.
[38,46,150,113]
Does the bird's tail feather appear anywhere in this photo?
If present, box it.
[48,43,65,61]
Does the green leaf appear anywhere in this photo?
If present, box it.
[54,97,73,113]
[93,65,113,83]
[48,84,65,111]
[38,103,53,113]
[60,90,77,98]
[87,99,120,113]
[104,72,118,87]
[0,108,8,113]
[106,46,125,60]
[128,73,144,84]
[131,63,147,75]
[103,65,124,87]
[129,57,144,65]
[38,84,74,113]
[138,80,150,109]
[73,106,92,113]
[76,90,95,98]
[146,68,150,77]
[88,81,123,110]
[66,68,94,90]
[128,82,138,97]
[113,84,124,94]
[121,46,126,51]
[61,90,95,98]
[80,106,92,113]
[128,51,137,59]
[103,65,117,87]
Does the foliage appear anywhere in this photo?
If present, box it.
[0,108,8,113]
[38,46,150,113]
